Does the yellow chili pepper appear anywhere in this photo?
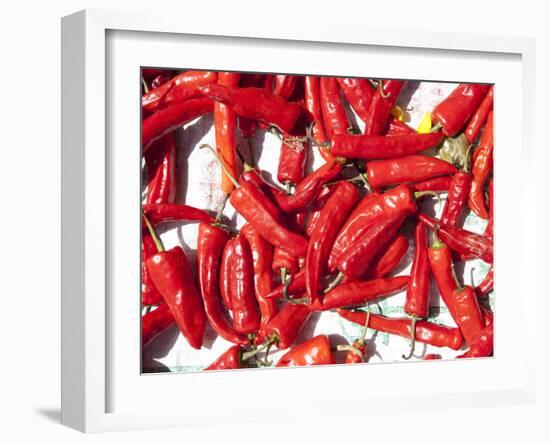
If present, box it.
[417,112,432,134]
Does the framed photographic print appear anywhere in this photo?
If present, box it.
[62,9,537,433]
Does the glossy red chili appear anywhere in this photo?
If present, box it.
[384,118,416,136]
[409,176,452,192]
[264,303,311,349]
[364,80,405,135]
[204,345,243,370]
[144,133,176,205]
[464,86,493,143]
[141,233,164,305]
[368,234,409,278]
[440,170,472,226]
[142,203,215,226]
[404,222,431,319]
[276,335,334,367]
[336,77,374,123]
[304,76,331,160]
[219,237,236,311]
[457,324,493,358]
[476,267,494,297]
[427,238,459,324]
[469,111,493,219]
[142,304,174,347]
[273,75,298,99]
[453,285,484,346]
[265,269,306,300]
[320,77,350,136]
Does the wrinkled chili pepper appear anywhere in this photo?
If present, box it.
[273,75,298,99]
[476,267,494,297]
[330,132,444,160]
[419,213,493,264]
[304,76,331,160]
[197,222,248,345]
[484,178,494,241]
[142,98,214,152]
[457,324,493,358]
[305,186,335,237]
[464,86,493,143]
[219,237,236,311]
[368,234,409,278]
[469,111,493,219]
[141,232,164,305]
[440,170,472,226]
[427,237,459,324]
[409,176,452,192]
[264,302,311,349]
[276,134,307,188]
[366,155,457,189]
[276,335,334,367]
[453,285,484,346]
[320,77,350,137]
[306,182,360,303]
[237,74,262,139]
[432,83,490,137]
[198,83,302,133]
[384,118,416,136]
[318,276,409,311]
[142,304,175,347]
[336,77,374,123]
[142,70,217,113]
[364,80,405,135]
[142,203,215,226]
[144,133,177,205]
[143,216,206,349]
[337,309,463,350]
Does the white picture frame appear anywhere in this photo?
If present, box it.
[61,9,537,433]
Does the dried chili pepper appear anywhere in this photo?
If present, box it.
[276,335,334,367]
[368,234,409,278]
[237,74,262,139]
[142,203,215,226]
[320,77,350,137]
[142,97,214,152]
[464,86,493,143]
[432,83,490,137]
[318,276,409,311]
[469,111,493,219]
[337,309,463,350]
[306,182,360,303]
[452,285,484,346]
[384,118,416,136]
[419,213,493,264]
[304,76,331,160]
[273,75,298,99]
[276,134,307,188]
[364,80,405,135]
[142,304,174,347]
[440,170,472,226]
[476,267,494,297]
[409,176,452,192]
[219,237,236,311]
[427,237,459,324]
[141,232,164,305]
[144,133,176,205]
[457,324,493,358]
[305,186,335,237]
[264,303,311,349]
[330,132,444,160]
[484,178,494,241]
[366,155,457,189]
[197,222,248,345]
[336,77,374,123]
[198,84,302,133]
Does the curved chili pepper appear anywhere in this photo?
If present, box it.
[318,276,409,311]
[366,155,457,189]
[145,245,206,349]
[273,75,298,99]
[409,176,452,192]
[265,269,306,300]
[337,309,463,350]
[329,185,417,269]
[336,213,405,280]
[141,233,164,305]
[368,234,409,278]
[239,167,289,210]
[142,304,174,347]
[306,182,360,303]
[237,74,262,138]
[142,98,214,153]
[453,285,484,346]
[205,345,243,370]
[336,77,374,123]
[305,186,335,237]
[241,224,277,344]
[304,76,330,160]
[419,213,493,264]
[230,234,260,335]
[364,80,405,135]
[484,178,494,241]
[276,335,334,367]
[276,135,307,187]
[457,324,493,358]
[330,132,444,160]
[440,170,472,226]
[432,83,490,137]
[476,267,494,297]
[198,84,302,133]
[144,133,176,205]
[142,70,217,113]
[404,222,431,319]
[427,238,459,324]
[469,111,493,219]
[464,86,493,143]
[219,237,236,311]
[320,77,350,136]
[264,302,311,349]
[197,222,248,345]
[384,118,416,136]
[215,72,240,194]
[142,203,215,226]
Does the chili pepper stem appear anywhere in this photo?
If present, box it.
[200,144,241,189]
[215,194,230,223]
[402,315,418,360]
[336,344,365,361]
[430,121,442,133]
[241,337,276,361]
[141,77,149,94]
[324,272,345,293]
[378,80,390,99]
[142,211,165,252]
[280,267,289,299]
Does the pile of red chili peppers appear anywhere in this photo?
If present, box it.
[141,68,494,370]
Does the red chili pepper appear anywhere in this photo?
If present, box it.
[476,267,494,297]
[305,186,335,237]
[469,111,493,219]
[219,237,236,311]
[336,213,405,280]
[484,178,494,241]
[329,185,417,269]
[150,72,173,90]
[384,118,416,136]
[142,304,175,347]
[366,155,457,189]
[432,83,490,137]
[364,80,405,135]
[427,238,459,324]
[142,68,167,81]
[318,276,409,311]
[404,222,431,319]
[306,182,360,303]
[337,309,463,350]
[204,345,243,370]
[214,72,241,194]
[273,75,298,99]
[197,222,248,345]
[320,77,350,137]
[453,285,484,346]
[142,70,217,113]
[142,203,215,226]
[457,324,493,358]
[304,76,331,160]
[464,86,494,143]
[276,135,307,187]
[342,339,368,364]
[409,176,452,192]
[330,132,444,160]
[368,234,409,278]
[198,83,302,133]
[144,133,177,205]
[141,232,164,305]
[265,269,306,300]
[230,234,260,335]
[144,230,206,349]
[336,77,374,123]
[240,224,277,343]
[264,303,311,349]
[142,98,214,153]
[272,246,299,277]
[237,74,262,138]
[276,335,334,367]
[440,170,472,226]
[419,213,493,264]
